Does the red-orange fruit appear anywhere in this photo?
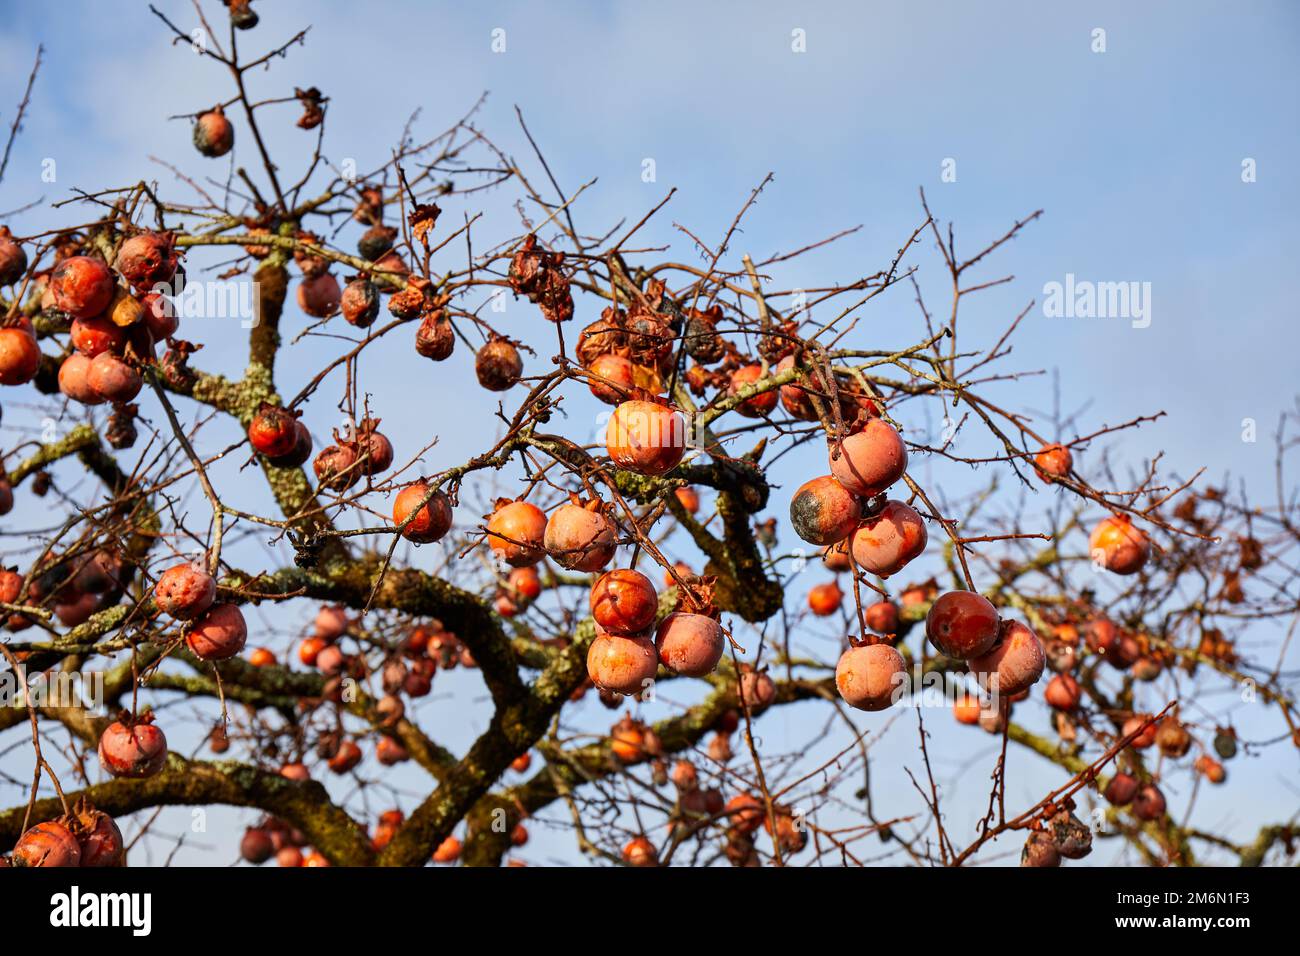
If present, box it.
[587,631,658,694]
[670,759,698,791]
[1090,515,1150,575]
[279,762,310,782]
[609,715,657,762]
[276,847,304,867]
[376,736,409,766]
[925,591,1000,660]
[828,419,907,498]
[807,581,842,616]
[186,603,248,661]
[70,314,126,357]
[193,107,234,157]
[98,716,168,778]
[248,647,276,667]
[587,353,636,405]
[725,793,764,834]
[432,836,461,863]
[968,619,1045,696]
[729,364,778,417]
[0,327,40,385]
[952,694,983,725]
[115,232,178,288]
[1044,673,1081,711]
[1034,443,1073,482]
[268,420,312,468]
[297,272,341,318]
[835,642,906,712]
[487,500,548,566]
[315,644,346,676]
[849,500,928,576]
[622,836,658,867]
[654,612,724,677]
[248,404,300,458]
[511,752,532,773]
[12,821,81,867]
[76,804,125,867]
[49,255,115,318]
[674,486,700,514]
[789,475,862,546]
[328,740,362,774]
[298,637,325,666]
[1103,772,1139,806]
[87,351,142,403]
[545,502,617,572]
[392,481,453,544]
[590,569,658,636]
[1122,714,1157,749]
[865,600,899,634]
[1131,783,1166,821]
[0,227,27,285]
[1194,755,1226,784]
[821,541,853,572]
[507,566,542,602]
[58,353,104,404]
[605,400,687,476]
[241,828,275,864]
[154,563,217,620]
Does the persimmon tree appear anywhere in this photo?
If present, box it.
[0,1,1296,868]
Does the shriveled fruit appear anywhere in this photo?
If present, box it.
[475,337,522,391]
[729,364,778,417]
[415,312,455,360]
[50,255,114,318]
[1047,809,1093,860]
[186,603,248,661]
[154,563,217,620]
[587,631,658,695]
[1089,514,1150,575]
[968,619,1045,696]
[98,714,168,778]
[314,443,360,491]
[605,400,687,476]
[193,106,234,157]
[789,475,862,546]
[545,501,617,572]
[392,481,453,543]
[590,569,658,636]
[1021,830,1060,868]
[655,612,724,677]
[925,591,1000,660]
[1034,443,1073,482]
[726,793,764,834]
[828,419,907,498]
[1155,717,1191,758]
[340,278,379,327]
[835,642,906,712]
[241,827,275,864]
[848,500,928,576]
[487,499,547,567]
[356,420,393,475]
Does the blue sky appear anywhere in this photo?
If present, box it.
[1,1,1297,865]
